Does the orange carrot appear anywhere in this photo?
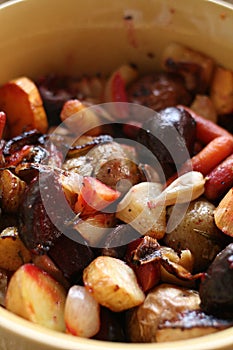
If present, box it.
[177,105,233,144]
[204,154,233,201]
[181,136,233,176]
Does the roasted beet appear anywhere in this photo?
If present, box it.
[127,72,192,111]
[93,307,126,342]
[136,107,196,179]
[101,224,140,259]
[199,243,233,318]
[18,171,73,254]
[37,75,75,126]
[48,233,94,284]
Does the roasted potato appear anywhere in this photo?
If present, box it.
[163,198,225,272]
[126,283,200,342]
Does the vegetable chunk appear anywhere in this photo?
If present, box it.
[0,77,48,137]
[83,256,145,312]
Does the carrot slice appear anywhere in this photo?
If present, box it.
[0,77,48,138]
[177,105,233,144]
[182,136,233,176]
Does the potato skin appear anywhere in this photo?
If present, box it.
[164,198,224,272]
[126,283,200,342]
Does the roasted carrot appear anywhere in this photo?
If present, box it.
[177,105,233,144]
[204,154,233,201]
[181,136,233,176]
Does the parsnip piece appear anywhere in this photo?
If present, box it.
[116,182,166,239]
[190,94,217,123]
[154,171,205,207]
[0,227,31,271]
[214,188,233,237]
[0,77,48,137]
[83,256,145,312]
[0,169,26,213]
[5,263,66,331]
[65,285,100,338]
[210,66,233,114]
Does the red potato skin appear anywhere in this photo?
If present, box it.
[177,105,233,144]
[204,154,233,201]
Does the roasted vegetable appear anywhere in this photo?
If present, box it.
[136,107,196,179]
[164,198,225,272]
[83,256,145,312]
[0,77,48,138]
[199,243,233,318]
[127,72,191,111]
[126,283,200,342]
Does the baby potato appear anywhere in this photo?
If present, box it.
[164,198,224,272]
[126,283,200,342]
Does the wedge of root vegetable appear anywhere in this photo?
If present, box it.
[116,182,166,239]
[0,77,48,138]
[157,171,205,207]
[64,285,100,338]
[210,66,233,115]
[162,42,214,93]
[214,188,233,237]
[74,176,121,216]
[60,99,103,136]
[5,263,66,331]
[83,256,145,312]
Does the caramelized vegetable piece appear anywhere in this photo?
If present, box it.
[0,77,48,137]
[177,105,233,144]
[136,107,196,179]
[0,169,26,213]
[127,72,191,111]
[210,66,233,114]
[199,243,233,318]
[214,188,233,237]
[5,263,66,331]
[83,256,145,312]
[0,227,31,271]
[162,42,215,93]
[65,285,100,338]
